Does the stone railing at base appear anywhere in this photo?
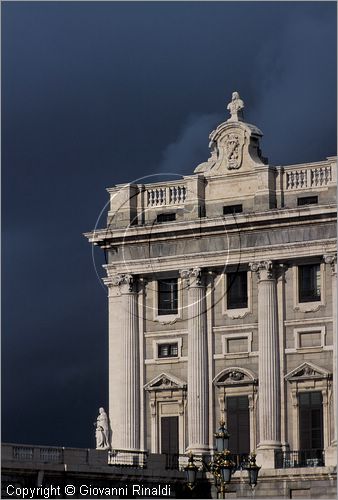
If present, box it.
[2,443,336,499]
[108,449,148,468]
[12,445,64,464]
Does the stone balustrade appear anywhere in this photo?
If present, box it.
[284,164,333,190]
[10,445,64,463]
[146,183,187,207]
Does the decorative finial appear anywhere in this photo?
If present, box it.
[227,91,244,122]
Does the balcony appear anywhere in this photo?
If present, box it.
[275,449,325,468]
[164,452,250,471]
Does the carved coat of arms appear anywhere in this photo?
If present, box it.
[225,133,244,169]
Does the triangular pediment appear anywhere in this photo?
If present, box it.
[213,367,257,386]
[285,362,331,381]
[144,373,187,391]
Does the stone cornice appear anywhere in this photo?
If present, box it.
[102,239,336,276]
[84,205,336,245]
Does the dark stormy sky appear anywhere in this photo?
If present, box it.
[2,2,337,448]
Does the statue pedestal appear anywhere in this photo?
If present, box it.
[325,444,337,466]
[256,446,280,469]
[88,449,109,465]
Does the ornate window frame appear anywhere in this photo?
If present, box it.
[152,278,182,324]
[222,270,252,319]
[220,331,253,359]
[144,373,187,454]
[213,367,258,451]
[285,326,328,354]
[285,362,332,450]
[151,337,183,363]
[293,262,325,313]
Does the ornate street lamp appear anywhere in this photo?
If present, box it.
[208,422,235,498]
[184,421,260,497]
[219,450,234,484]
[184,451,198,490]
[214,420,230,453]
[244,452,261,488]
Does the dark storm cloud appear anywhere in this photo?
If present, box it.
[157,112,223,175]
[2,2,336,447]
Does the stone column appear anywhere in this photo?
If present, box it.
[180,267,209,453]
[323,254,337,463]
[249,261,282,468]
[277,264,289,451]
[106,274,140,451]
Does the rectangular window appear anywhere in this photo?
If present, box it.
[158,343,179,358]
[298,264,321,302]
[158,278,178,315]
[227,271,248,309]
[156,213,176,223]
[223,204,243,215]
[297,196,318,206]
[227,396,250,455]
[299,392,323,451]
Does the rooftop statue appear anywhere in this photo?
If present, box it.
[94,407,110,450]
[227,91,244,121]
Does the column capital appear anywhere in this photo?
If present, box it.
[180,267,204,287]
[105,273,136,293]
[249,260,275,280]
[323,254,337,276]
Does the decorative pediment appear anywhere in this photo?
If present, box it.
[144,373,187,391]
[285,362,331,381]
[194,92,267,176]
[213,367,257,386]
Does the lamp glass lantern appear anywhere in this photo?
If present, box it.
[219,450,234,485]
[220,463,232,484]
[245,453,261,487]
[184,452,198,490]
[214,421,230,453]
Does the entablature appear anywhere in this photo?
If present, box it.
[102,239,336,277]
[84,204,336,247]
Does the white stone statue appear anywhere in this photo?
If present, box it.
[94,407,110,449]
[227,91,244,121]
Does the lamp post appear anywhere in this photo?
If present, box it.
[184,451,198,491]
[209,422,234,499]
[185,421,261,498]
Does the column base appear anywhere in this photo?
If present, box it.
[325,443,337,466]
[281,442,290,452]
[256,442,282,469]
[186,445,211,455]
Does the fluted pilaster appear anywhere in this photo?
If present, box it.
[107,274,140,451]
[324,254,337,446]
[180,268,209,453]
[250,261,281,451]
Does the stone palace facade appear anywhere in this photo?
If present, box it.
[85,93,337,495]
